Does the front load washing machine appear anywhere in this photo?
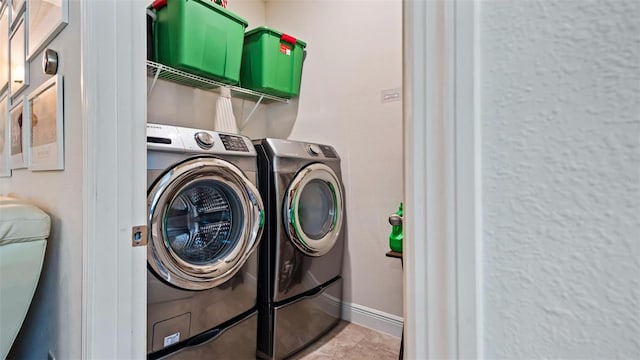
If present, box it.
[146,124,264,359]
[253,138,346,360]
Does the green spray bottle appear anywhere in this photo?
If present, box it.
[388,202,403,252]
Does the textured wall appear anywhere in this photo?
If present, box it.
[481,0,640,358]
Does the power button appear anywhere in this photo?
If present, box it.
[307,144,321,156]
[194,132,214,149]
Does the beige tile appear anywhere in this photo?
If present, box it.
[341,323,400,352]
[357,339,400,358]
[299,353,335,360]
[341,342,399,360]
[297,321,400,360]
[291,321,349,359]
[360,331,400,353]
[312,325,369,356]
[336,323,370,344]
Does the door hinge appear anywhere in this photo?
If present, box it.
[132,225,148,247]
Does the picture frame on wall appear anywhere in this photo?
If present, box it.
[10,0,26,27]
[27,74,62,171]
[10,96,28,169]
[9,13,28,97]
[27,0,68,60]
[0,95,10,176]
[0,4,8,92]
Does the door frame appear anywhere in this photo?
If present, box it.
[77,0,482,357]
[80,0,147,358]
[402,0,482,358]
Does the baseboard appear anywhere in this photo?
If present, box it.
[341,302,403,338]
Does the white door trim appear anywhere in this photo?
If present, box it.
[403,0,482,358]
[80,1,147,358]
[455,1,484,358]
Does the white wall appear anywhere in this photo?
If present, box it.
[481,0,640,357]
[0,1,83,359]
[265,0,404,318]
[227,0,266,26]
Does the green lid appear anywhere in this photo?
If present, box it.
[198,0,248,27]
[245,26,307,47]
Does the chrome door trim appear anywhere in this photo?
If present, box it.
[284,163,344,257]
[148,157,264,290]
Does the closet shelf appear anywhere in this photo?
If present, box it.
[146,61,290,104]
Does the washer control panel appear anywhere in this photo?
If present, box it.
[147,124,256,155]
[220,134,250,152]
[194,132,214,149]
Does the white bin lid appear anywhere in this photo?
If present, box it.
[0,197,51,246]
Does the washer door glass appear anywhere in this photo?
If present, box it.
[148,157,264,290]
[285,163,343,256]
[165,179,243,266]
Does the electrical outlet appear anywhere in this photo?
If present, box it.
[381,88,402,103]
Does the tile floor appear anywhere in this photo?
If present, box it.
[291,321,401,360]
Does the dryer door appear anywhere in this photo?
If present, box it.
[148,157,264,290]
[284,163,344,256]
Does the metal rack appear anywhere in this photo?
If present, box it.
[146,61,290,104]
[147,61,290,128]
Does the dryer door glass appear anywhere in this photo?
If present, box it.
[285,163,343,257]
[165,179,243,266]
[298,179,336,240]
[148,157,264,290]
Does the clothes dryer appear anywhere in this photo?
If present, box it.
[146,124,264,359]
[254,139,346,360]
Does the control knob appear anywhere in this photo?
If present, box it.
[195,132,214,150]
[307,144,321,156]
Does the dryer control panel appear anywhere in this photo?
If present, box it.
[258,138,341,162]
[306,144,321,156]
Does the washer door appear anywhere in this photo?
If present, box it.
[284,163,344,256]
[148,157,264,290]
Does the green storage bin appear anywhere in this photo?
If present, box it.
[240,26,307,98]
[154,0,248,84]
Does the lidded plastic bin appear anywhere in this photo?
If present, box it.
[240,26,307,98]
[152,0,248,84]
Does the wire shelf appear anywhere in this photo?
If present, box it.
[146,61,290,104]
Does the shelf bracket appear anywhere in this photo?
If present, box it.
[148,65,161,96]
[239,95,264,130]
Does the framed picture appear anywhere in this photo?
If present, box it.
[10,96,28,169]
[9,13,27,97]
[0,95,10,176]
[27,74,62,171]
[10,0,26,28]
[0,5,8,93]
[27,0,68,60]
